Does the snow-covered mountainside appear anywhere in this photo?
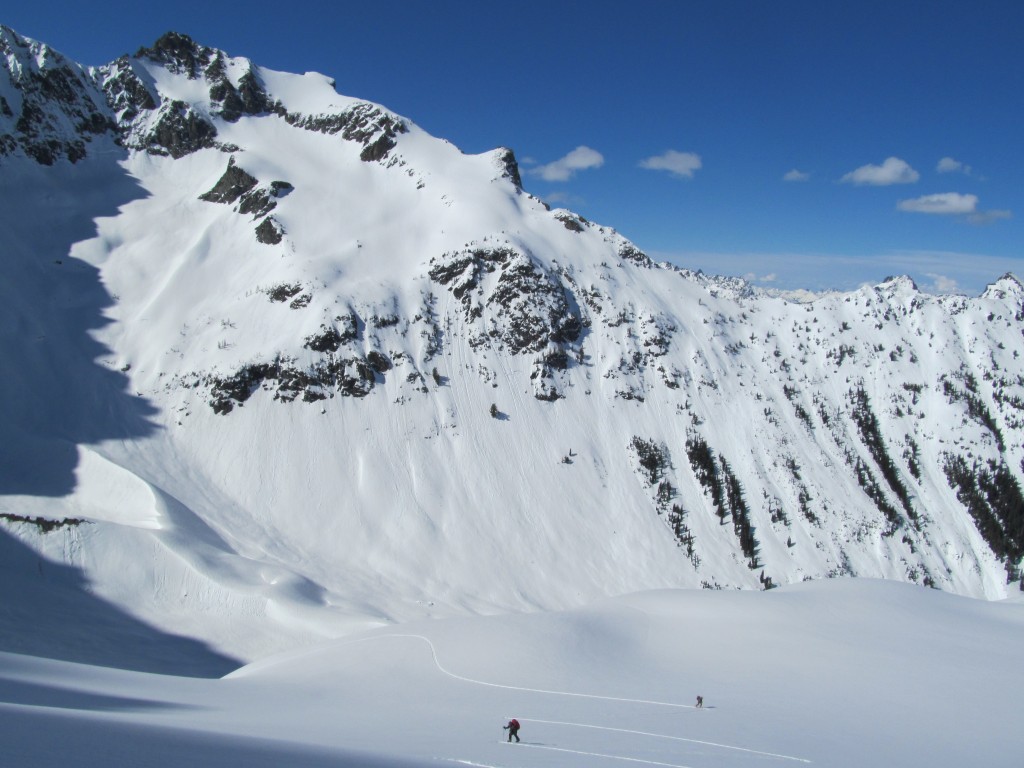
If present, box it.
[2,27,1023,662]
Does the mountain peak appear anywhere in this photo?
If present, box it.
[982,272,1024,301]
[493,147,522,189]
[0,26,115,164]
[878,274,919,291]
[872,274,920,300]
[135,31,217,78]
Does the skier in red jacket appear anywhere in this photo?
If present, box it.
[503,718,521,742]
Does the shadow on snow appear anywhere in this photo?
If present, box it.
[0,526,240,677]
[0,149,160,497]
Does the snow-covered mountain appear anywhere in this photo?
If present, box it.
[2,27,1023,663]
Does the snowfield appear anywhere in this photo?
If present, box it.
[1,580,1021,768]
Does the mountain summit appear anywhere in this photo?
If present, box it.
[2,28,1023,662]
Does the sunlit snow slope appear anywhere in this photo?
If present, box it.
[1,581,1021,768]
[1,27,1023,662]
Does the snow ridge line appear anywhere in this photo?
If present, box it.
[520,718,812,763]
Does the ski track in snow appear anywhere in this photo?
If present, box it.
[360,632,692,706]
[503,740,699,768]
[348,633,812,765]
[516,719,812,764]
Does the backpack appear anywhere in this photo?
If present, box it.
[510,719,520,729]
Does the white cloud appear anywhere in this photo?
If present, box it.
[639,150,702,178]
[925,273,961,293]
[897,193,1011,224]
[937,157,972,175]
[541,191,579,206]
[841,157,919,186]
[897,192,978,214]
[783,169,810,182]
[967,209,1012,225]
[529,146,604,182]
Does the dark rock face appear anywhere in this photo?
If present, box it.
[238,180,292,217]
[530,350,572,401]
[429,245,583,399]
[267,284,303,303]
[207,354,380,413]
[0,26,117,164]
[235,70,275,114]
[238,188,276,217]
[284,102,407,162]
[366,350,392,373]
[360,133,395,162]
[429,245,583,354]
[268,181,294,197]
[304,326,345,353]
[145,100,218,158]
[205,55,279,123]
[335,314,361,343]
[496,148,522,189]
[255,217,284,244]
[428,247,512,302]
[555,212,585,233]
[101,56,158,124]
[487,257,581,354]
[202,307,380,412]
[618,243,654,268]
[200,159,292,222]
[136,32,214,78]
[199,157,258,203]
[110,33,280,155]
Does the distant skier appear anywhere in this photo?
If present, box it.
[504,718,521,742]
[696,695,703,708]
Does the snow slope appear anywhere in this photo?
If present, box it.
[1,26,1023,665]
[1,580,1021,768]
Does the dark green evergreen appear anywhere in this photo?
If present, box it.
[944,454,1024,581]
[849,385,918,528]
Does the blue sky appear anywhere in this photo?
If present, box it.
[5,0,1022,294]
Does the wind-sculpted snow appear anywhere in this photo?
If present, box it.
[1,27,1024,664]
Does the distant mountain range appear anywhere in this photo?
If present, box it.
[1,26,1022,662]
